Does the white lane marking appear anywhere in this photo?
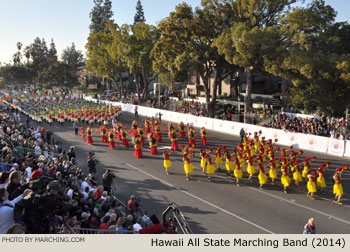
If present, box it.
[69,134,74,137]
[126,162,274,234]
[249,187,350,225]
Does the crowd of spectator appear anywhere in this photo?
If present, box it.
[263,112,347,139]
[0,105,174,234]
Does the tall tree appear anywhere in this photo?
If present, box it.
[121,22,160,103]
[61,42,85,85]
[103,0,114,24]
[134,0,146,25]
[215,0,297,123]
[152,2,236,117]
[12,42,22,65]
[24,37,49,87]
[264,0,350,115]
[89,0,114,34]
[48,38,58,62]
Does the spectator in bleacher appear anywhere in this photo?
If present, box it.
[0,172,10,189]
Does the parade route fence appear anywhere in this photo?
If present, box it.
[84,96,350,159]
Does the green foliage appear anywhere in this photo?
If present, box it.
[152,1,236,117]
[89,0,114,34]
[134,0,146,25]
[48,39,58,62]
[263,0,350,116]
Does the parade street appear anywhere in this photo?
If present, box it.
[38,112,350,234]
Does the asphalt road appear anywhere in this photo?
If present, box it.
[30,111,350,234]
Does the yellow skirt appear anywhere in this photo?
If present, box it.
[225,161,234,171]
[184,163,194,174]
[200,158,207,169]
[206,164,216,175]
[258,173,268,185]
[293,171,303,183]
[275,162,280,168]
[290,165,295,172]
[281,174,291,187]
[164,160,172,169]
[234,169,243,179]
[317,177,326,188]
[333,184,344,195]
[250,149,255,156]
[302,168,309,178]
[240,161,246,168]
[254,143,259,150]
[269,169,278,179]
[247,165,256,175]
[307,181,317,193]
[215,156,223,165]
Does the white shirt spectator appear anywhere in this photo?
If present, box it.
[81,180,95,193]
[35,131,41,139]
[133,223,143,232]
[0,194,23,234]
[25,166,32,180]
[34,145,41,156]
[67,189,74,199]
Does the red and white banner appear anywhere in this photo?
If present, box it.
[327,138,345,156]
[298,134,329,153]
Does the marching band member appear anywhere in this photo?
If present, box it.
[149,136,159,155]
[100,124,108,143]
[86,126,93,145]
[214,147,223,171]
[139,126,146,146]
[162,150,172,175]
[108,129,115,149]
[188,127,196,148]
[246,156,256,182]
[178,122,186,138]
[233,157,243,186]
[116,122,122,141]
[302,157,311,182]
[80,125,86,142]
[281,163,291,193]
[134,139,143,158]
[121,129,129,147]
[170,132,179,151]
[205,153,216,182]
[316,164,327,194]
[154,122,162,142]
[200,149,207,173]
[224,150,234,177]
[183,154,194,181]
[201,127,207,145]
[333,167,345,204]
[257,163,267,189]
[307,172,317,199]
[292,160,303,187]
[268,159,278,185]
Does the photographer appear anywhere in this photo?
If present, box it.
[87,152,97,176]
[102,169,115,193]
[67,146,76,164]
[0,188,32,234]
